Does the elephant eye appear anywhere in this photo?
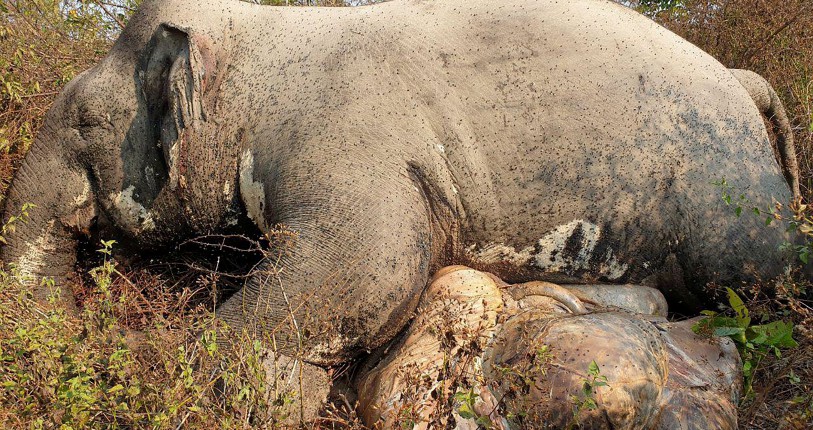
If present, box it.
[78,114,105,129]
[75,110,110,141]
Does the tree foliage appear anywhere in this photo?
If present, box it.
[0,0,140,198]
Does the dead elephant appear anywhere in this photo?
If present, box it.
[0,0,799,423]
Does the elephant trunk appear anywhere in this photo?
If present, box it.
[1,137,96,307]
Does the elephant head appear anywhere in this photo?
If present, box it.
[1,1,243,299]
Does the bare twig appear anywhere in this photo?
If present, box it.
[93,1,126,30]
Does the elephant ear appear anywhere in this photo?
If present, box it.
[139,23,217,190]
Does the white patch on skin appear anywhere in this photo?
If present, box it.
[144,166,156,191]
[73,180,90,206]
[466,220,629,281]
[16,221,58,282]
[534,220,600,272]
[436,144,446,154]
[600,249,629,280]
[466,243,535,266]
[109,186,155,232]
[451,184,459,194]
[239,150,268,231]
[223,181,231,196]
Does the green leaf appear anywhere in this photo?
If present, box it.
[588,360,600,376]
[709,316,739,328]
[457,403,476,419]
[788,371,801,384]
[750,321,797,348]
[126,385,140,397]
[476,416,494,428]
[746,328,768,345]
[714,326,744,337]
[726,288,750,328]
[735,206,742,217]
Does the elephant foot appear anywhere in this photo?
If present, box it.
[356,266,741,429]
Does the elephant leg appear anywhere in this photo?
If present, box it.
[216,160,434,366]
[214,163,434,423]
[356,267,741,429]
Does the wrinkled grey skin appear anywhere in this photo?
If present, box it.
[0,0,798,365]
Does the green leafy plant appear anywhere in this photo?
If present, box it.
[693,287,798,399]
[453,388,493,429]
[567,360,608,430]
[0,202,34,245]
[0,236,316,428]
[493,342,553,393]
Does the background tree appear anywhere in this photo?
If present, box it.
[0,0,140,197]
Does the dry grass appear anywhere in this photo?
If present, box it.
[0,233,372,429]
[0,0,120,198]
[713,273,813,429]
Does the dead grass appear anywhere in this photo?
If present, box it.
[721,273,813,429]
